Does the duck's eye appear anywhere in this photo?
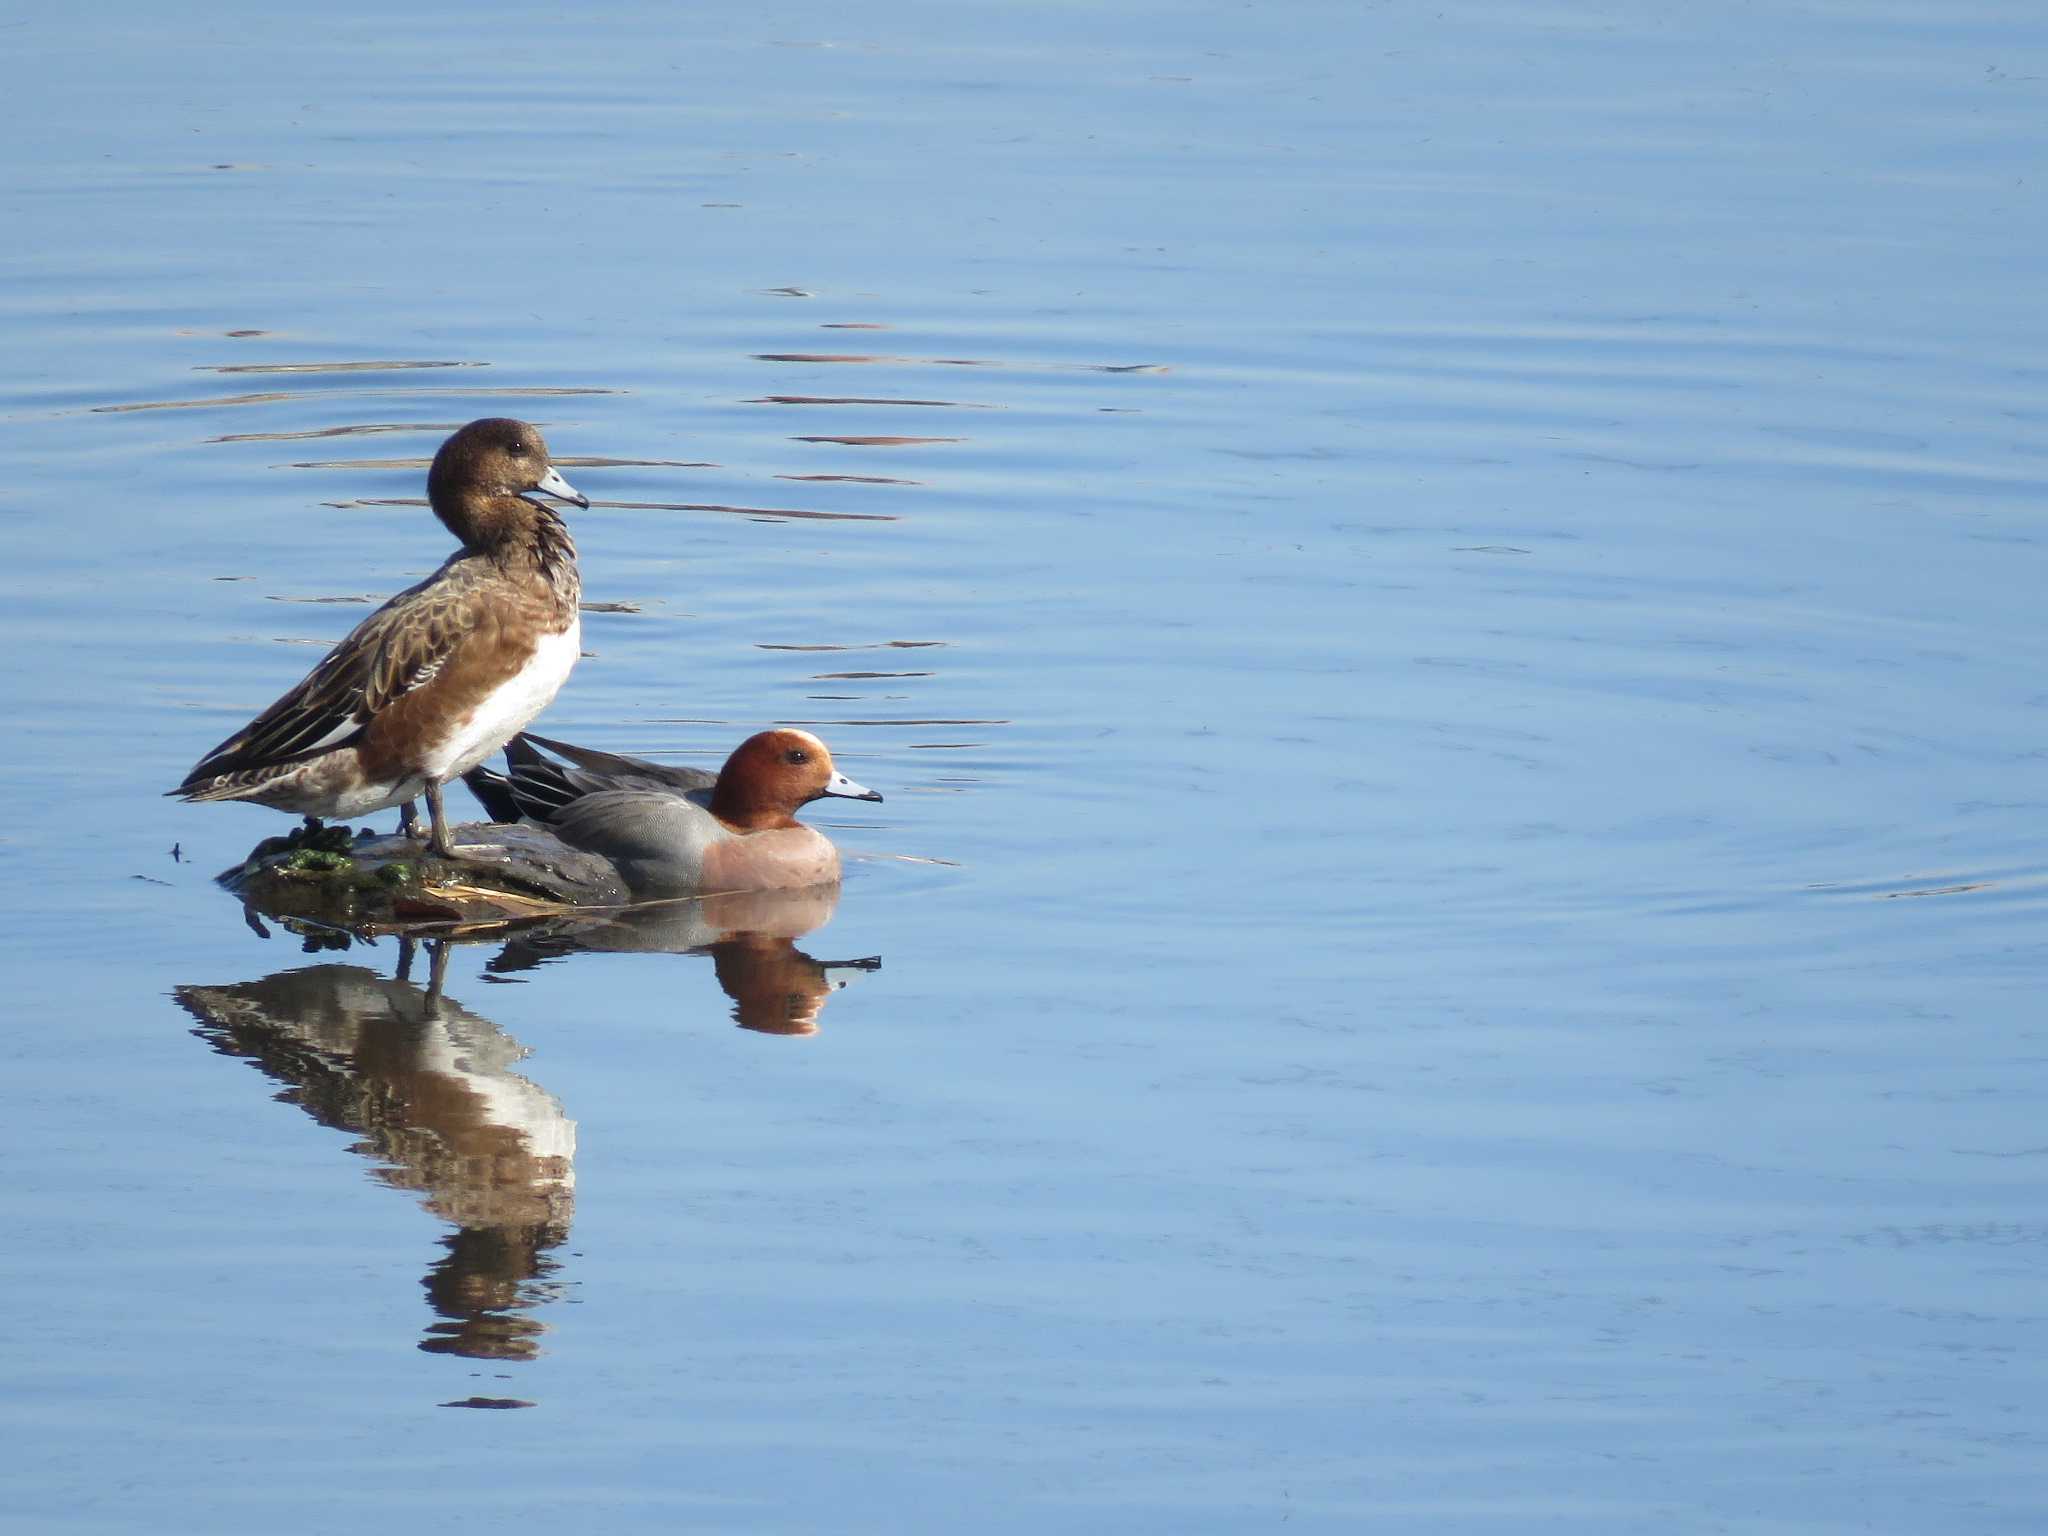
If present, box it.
[505,442,528,457]
[785,748,810,765]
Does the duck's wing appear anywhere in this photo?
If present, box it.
[520,732,721,795]
[546,787,710,866]
[174,564,480,794]
[468,732,715,824]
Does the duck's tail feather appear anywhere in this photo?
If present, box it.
[459,732,583,823]
[167,761,297,803]
[461,763,524,823]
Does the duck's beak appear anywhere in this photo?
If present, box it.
[823,770,883,803]
[820,956,883,990]
[534,465,590,509]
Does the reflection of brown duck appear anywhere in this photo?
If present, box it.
[174,942,574,1363]
[491,885,880,1036]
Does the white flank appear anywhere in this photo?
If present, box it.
[430,616,582,780]
[416,1018,580,1181]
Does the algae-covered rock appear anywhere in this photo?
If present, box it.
[223,820,630,937]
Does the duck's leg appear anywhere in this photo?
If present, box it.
[423,940,450,1019]
[291,814,336,850]
[424,780,459,859]
[396,798,421,839]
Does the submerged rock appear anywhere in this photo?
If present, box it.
[222,820,630,936]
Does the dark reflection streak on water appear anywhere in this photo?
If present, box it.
[791,435,962,446]
[757,353,978,366]
[751,395,996,409]
[95,390,300,412]
[776,474,922,485]
[1951,1146,2048,1159]
[90,387,621,414]
[172,942,575,1366]
[563,457,721,469]
[756,641,946,651]
[195,361,488,375]
[331,496,897,524]
[209,423,466,444]
[1800,867,2035,900]
[753,352,1168,374]
[760,718,1010,727]
[277,457,470,471]
[753,354,1171,374]
[597,499,898,523]
[280,457,716,471]
[440,1396,536,1411]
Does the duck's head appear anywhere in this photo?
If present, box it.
[710,728,883,831]
[427,417,589,547]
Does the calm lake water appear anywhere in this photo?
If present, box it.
[4,2,2047,1531]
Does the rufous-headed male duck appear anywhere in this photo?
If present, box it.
[464,728,882,896]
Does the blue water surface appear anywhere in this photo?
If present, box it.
[2,2,2046,1531]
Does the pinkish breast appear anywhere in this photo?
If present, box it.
[697,826,842,892]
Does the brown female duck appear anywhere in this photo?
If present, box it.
[171,417,588,857]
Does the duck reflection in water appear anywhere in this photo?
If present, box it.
[175,885,878,1364]
[492,884,880,1037]
[175,940,574,1362]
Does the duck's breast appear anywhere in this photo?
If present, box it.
[698,826,841,893]
[435,615,581,779]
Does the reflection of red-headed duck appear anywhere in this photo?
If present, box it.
[465,729,882,896]
[710,933,878,1036]
[169,419,589,858]
[490,887,879,1037]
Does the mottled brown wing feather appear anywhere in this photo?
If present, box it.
[177,562,485,789]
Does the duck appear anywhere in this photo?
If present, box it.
[464,728,882,895]
[170,417,589,858]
